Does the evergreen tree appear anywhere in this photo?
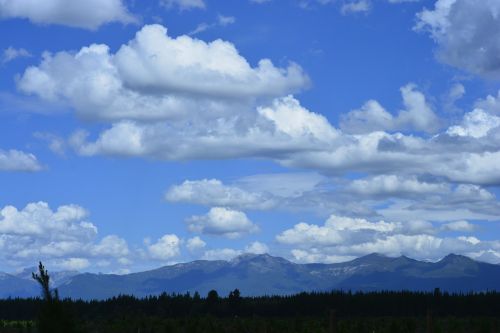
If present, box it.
[228,289,242,315]
[32,262,76,333]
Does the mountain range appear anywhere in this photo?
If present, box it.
[2,253,499,300]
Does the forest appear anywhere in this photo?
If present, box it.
[0,263,499,332]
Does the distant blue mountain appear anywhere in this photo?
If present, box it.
[3,253,500,300]
[0,272,38,298]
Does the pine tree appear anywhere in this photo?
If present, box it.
[32,262,76,333]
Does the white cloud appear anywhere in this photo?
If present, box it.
[189,22,211,35]
[13,26,500,190]
[18,24,308,122]
[52,258,90,271]
[245,241,269,254]
[291,249,355,264]
[347,175,448,197]
[92,235,129,257]
[443,83,465,113]
[341,84,439,134]
[0,202,131,270]
[160,0,205,10]
[281,117,500,186]
[0,0,136,30]
[68,95,334,162]
[416,0,500,78]
[187,207,259,238]
[235,173,326,198]
[0,149,42,171]
[217,15,235,26]
[378,184,500,222]
[202,248,241,260]
[475,90,500,114]
[147,234,181,260]
[165,179,275,210]
[164,172,500,226]
[447,109,500,138]
[277,214,498,263]
[2,47,31,64]
[402,220,436,235]
[189,14,235,35]
[277,215,397,247]
[186,236,206,252]
[448,83,465,101]
[442,220,476,232]
[164,173,360,215]
[340,100,394,134]
[0,202,93,238]
[341,0,371,15]
[258,95,338,141]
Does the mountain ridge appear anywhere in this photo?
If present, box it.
[4,253,500,300]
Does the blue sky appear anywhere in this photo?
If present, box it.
[1,0,500,273]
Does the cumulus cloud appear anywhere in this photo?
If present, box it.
[379,184,500,222]
[187,207,259,238]
[340,84,439,133]
[442,220,476,232]
[92,235,129,258]
[475,90,500,114]
[14,25,500,190]
[280,113,500,186]
[291,249,355,264]
[0,149,42,171]
[277,214,497,263]
[0,0,136,30]
[164,172,500,228]
[147,234,182,260]
[245,241,269,254]
[199,241,269,261]
[202,248,241,260]
[258,95,338,141]
[447,109,500,138]
[186,236,206,253]
[416,0,500,79]
[17,24,308,122]
[68,95,335,162]
[164,173,349,215]
[277,215,397,247]
[0,202,130,270]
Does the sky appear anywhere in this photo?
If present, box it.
[1,0,500,274]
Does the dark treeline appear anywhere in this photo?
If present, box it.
[1,289,500,322]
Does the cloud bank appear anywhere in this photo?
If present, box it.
[0,0,136,30]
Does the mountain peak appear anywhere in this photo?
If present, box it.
[231,253,266,261]
[350,253,390,264]
[439,253,475,264]
[230,253,290,265]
